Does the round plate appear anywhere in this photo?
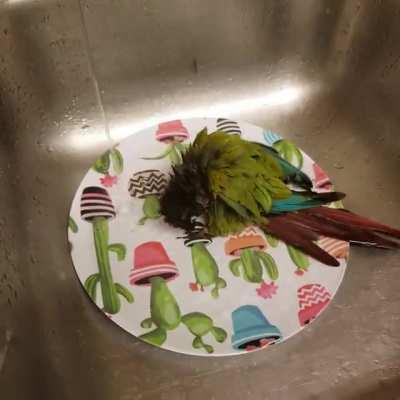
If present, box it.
[68,118,348,356]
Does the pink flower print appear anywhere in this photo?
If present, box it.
[256,281,278,299]
[100,174,118,187]
[189,282,199,292]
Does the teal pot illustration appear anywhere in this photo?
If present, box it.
[128,169,168,225]
[80,186,134,314]
[231,305,282,352]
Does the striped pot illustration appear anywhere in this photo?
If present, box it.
[225,227,279,299]
[263,130,303,169]
[128,169,168,225]
[80,186,134,314]
[318,237,349,260]
[297,283,331,326]
[216,118,242,135]
[142,120,190,165]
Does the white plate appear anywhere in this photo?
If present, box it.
[68,118,348,356]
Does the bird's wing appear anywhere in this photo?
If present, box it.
[270,191,345,213]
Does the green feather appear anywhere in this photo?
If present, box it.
[208,200,247,236]
[161,129,339,238]
[203,131,291,222]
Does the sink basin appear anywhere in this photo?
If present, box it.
[1,1,399,398]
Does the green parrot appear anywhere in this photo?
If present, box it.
[160,129,400,266]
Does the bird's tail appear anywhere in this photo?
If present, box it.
[262,207,400,266]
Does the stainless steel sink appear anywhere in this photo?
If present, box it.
[1,1,399,398]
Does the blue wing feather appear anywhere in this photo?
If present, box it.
[271,192,344,214]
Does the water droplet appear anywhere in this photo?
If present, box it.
[333,162,344,169]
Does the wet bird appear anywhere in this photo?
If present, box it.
[160,129,400,266]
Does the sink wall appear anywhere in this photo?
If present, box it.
[1,1,399,399]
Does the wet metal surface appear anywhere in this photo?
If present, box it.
[1,1,400,399]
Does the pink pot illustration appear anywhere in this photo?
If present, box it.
[129,241,227,353]
[156,120,189,143]
[313,163,333,192]
[129,241,179,286]
[297,283,331,326]
[143,120,190,165]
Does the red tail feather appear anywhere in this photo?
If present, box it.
[302,207,400,239]
[264,207,400,266]
[285,212,400,249]
[264,217,339,266]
